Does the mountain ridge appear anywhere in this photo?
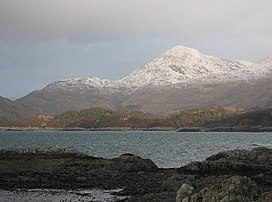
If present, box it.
[2,45,272,119]
[41,45,271,93]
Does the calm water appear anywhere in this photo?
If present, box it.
[0,131,272,168]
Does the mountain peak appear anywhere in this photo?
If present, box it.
[117,45,263,89]
[164,45,201,58]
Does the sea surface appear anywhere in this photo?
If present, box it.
[0,130,272,168]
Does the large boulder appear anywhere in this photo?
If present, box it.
[114,153,158,171]
[176,176,259,202]
[182,147,272,175]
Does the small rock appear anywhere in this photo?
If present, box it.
[76,176,87,182]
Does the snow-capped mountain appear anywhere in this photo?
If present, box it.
[253,56,272,75]
[45,77,113,92]
[14,45,272,117]
[44,45,271,92]
[115,46,257,89]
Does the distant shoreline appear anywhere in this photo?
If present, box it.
[0,126,175,132]
[1,126,272,132]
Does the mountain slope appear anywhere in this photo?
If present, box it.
[16,88,123,115]
[14,45,272,117]
[120,78,272,114]
[0,96,39,119]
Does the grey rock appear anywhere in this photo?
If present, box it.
[1,147,272,202]
[115,153,158,171]
[176,183,194,202]
[188,176,258,202]
[182,147,272,175]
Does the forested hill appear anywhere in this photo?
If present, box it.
[203,108,272,129]
[0,107,245,129]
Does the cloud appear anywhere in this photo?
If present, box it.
[1,0,271,43]
[231,9,272,37]
[0,0,272,98]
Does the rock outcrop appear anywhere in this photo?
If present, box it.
[176,176,258,202]
[182,147,272,175]
[0,147,272,201]
[175,147,272,202]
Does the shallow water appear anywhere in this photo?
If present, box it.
[0,130,272,168]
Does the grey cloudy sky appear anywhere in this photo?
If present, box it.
[1,0,272,98]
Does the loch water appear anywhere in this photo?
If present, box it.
[0,130,272,168]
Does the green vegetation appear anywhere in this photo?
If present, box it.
[0,115,54,128]
[48,108,164,129]
[0,117,14,127]
[168,107,244,128]
[203,108,272,128]
[0,107,245,129]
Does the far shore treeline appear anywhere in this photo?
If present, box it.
[1,107,272,131]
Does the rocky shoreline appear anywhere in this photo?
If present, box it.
[0,147,272,201]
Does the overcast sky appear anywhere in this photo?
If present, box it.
[1,0,272,99]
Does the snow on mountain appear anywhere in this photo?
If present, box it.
[244,55,272,80]
[114,46,258,89]
[43,45,272,92]
[255,56,272,71]
[44,77,113,92]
